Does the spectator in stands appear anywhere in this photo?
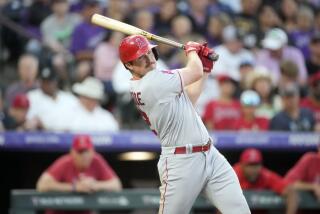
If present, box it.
[182,0,210,35]
[94,32,124,108]
[256,28,307,86]
[2,94,30,130]
[70,0,105,61]
[214,25,255,82]
[233,148,299,214]
[51,53,71,91]
[67,77,119,132]
[279,0,299,33]
[170,15,194,42]
[300,73,320,131]
[288,6,315,60]
[278,60,307,98]
[104,0,129,22]
[207,0,233,15]
[205,14,229,47]
[233,0,261,45]
[26,67,78,131]
[270,83,315,131]
[133,9,155,33]
[41,0,81,54]
[306,33,320,76]
[239,60,255,90]
[26,0,51,29]
[284,143,320,202]
[202,74,240,130]
[248,69,280,119]
[153,0,179,35]
[256,4,282,45]
[234,90,269,131]
[5,54,39,106]
[36,134,122,214]
[73,60,93,83]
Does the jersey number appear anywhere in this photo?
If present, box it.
[138,109,157,135]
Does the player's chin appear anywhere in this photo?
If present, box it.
[149,63,156,70]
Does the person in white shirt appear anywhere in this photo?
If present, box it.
[213,25,255,81]
[26,67,78,131]
[68,77,119,132]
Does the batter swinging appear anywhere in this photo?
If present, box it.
[119,35,250,214]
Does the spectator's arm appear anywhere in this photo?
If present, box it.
[293,182,320,200]
[36,172,73,192]
[292,181,316,191]
[282,184,299,214]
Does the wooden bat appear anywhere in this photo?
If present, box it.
[91,14,219,61]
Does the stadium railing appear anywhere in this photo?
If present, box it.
[10,189,320,214]
[1,131,319,152]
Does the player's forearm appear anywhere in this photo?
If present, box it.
[187,52,203,76]
[186,73,208,105]
[94,178,122,192]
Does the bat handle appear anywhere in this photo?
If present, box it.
[181,45,219,62]
[207,52,219,62]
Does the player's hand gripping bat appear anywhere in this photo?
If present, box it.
[91,14,219,61]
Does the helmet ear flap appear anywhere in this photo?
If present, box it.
[152,47,158,61]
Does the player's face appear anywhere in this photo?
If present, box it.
[243,163,262,182]
[71,149,94,169]
[128,50,156,77]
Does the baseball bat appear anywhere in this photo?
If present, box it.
[91,14,219,61]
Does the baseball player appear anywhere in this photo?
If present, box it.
[118,35,250,214]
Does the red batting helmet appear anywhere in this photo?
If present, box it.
[119,35,157,63]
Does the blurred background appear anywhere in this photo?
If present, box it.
[0,0,320,213]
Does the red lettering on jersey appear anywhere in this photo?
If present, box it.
[131,92,145,106]
[161,69,175,74]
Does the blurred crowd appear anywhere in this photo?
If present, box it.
[0,0,320,132]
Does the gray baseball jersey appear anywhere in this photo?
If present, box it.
[130,68,250,214]
[130,69,209,147]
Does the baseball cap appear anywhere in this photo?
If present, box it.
[11,94,30,109]
[240,90,260,106]
[40,67,57,81]
[72,135,94,152]
[262,28,288,50]
[216,74,234,83]
[240,148,263,164]
[279,83,299,97]
[72,77,104,100]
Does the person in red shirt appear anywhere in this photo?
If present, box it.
[203,74,241,130]
[36,134,122,214]
[284,143,320,201]
[233,148,298,214]
[234,90,269,131]
[300,72,320,131]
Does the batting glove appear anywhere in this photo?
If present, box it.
[184,41,202,55]
[199,43,214,73]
